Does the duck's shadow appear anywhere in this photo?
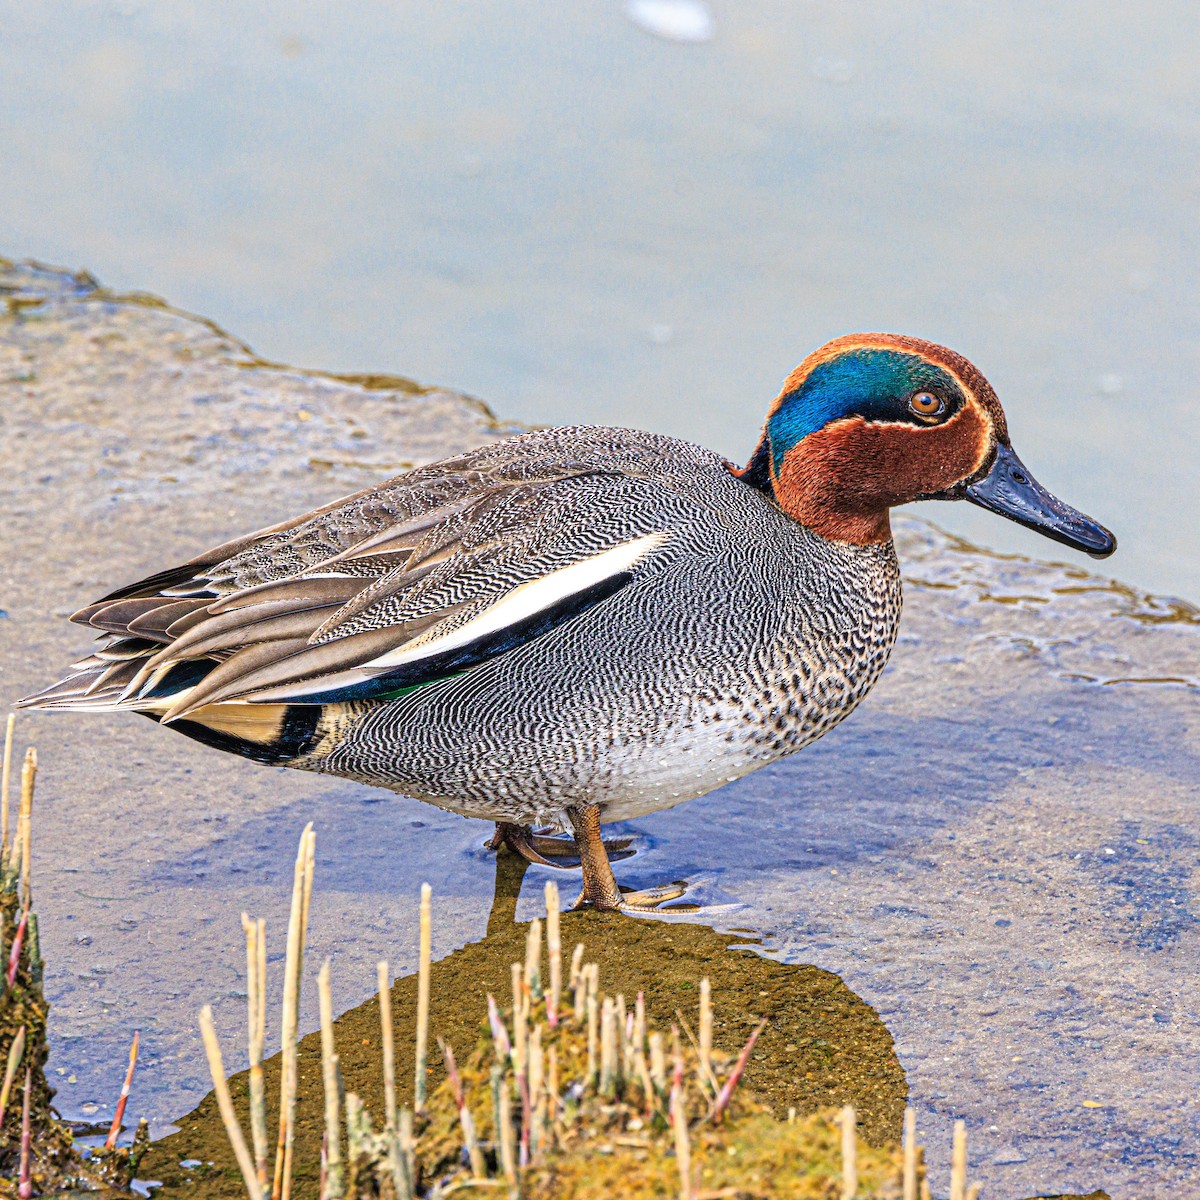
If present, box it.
[137,849,908,1198]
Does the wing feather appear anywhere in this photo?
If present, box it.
[20,429,695,719]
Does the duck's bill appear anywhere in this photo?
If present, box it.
[962,443,1117,559]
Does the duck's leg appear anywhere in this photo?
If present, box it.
[567,804,688,911]
[568,804,624,910]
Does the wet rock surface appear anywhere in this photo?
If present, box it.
[2,261,1197,1197]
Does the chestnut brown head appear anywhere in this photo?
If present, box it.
[739,333,1115,558]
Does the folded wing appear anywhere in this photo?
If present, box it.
[20,443,673,723]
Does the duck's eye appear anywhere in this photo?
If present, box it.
[908,391,946,420]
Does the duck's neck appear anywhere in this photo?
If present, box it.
[734,430,893,548]
[736,437,775,495]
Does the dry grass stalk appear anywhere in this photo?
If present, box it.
[441,1038,487,1178]
[903,1106,917,1200]
[616,992,628,1079]
[966,1186,981,1200]
[273,823,315,1200]
[600,997,617,1096]
[343,1091,364,1167]
[621,1002,636,1083]
[528,1025,544,1113]
[585,968,599,1086]
[587,961,599,1006]
[711,1018,767,1122]
[377,960,409,1199]
[524,916,542,1001]
[649,1030,666,1093]
[544,881,561,1025]
[5,745,35,907]
[840,1105,857,1199]
[497,1069,517,1194]
[677,1005,719,1100]
[568,942,585,1015]
[486,994,512,1060]
[415,882,432,1112]
[399,1108,416,1196]
[1,712,14,860]
[510,961,524,1025]
[18,1066,32,1200]
[529,1025,546,1160]
[103,1029,140,1149]
[670,1079,692,1200]
[511,962,528,1077]
[318,960,343,1200]
[0,1023,26,1127]
[17,749,34,906]
[631,1026,656,1114]
[517,1068,532,1169]
[698,978,713,1091]
[243,913,270,1190]
[6,908,28,989]
[200,1004,266,1200]
[949,1119,967,1200]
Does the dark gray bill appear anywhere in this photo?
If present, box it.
[964,443,1117,559]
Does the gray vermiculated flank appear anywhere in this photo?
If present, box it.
[281,425,904,825]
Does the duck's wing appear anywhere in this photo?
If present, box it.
[20,435,676,721]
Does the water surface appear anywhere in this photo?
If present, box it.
[1,1,1197,597]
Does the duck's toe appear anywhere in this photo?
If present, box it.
[528,830,636,864]
[487,821,574,869]
[618,881,693,912]
[570,879,692,912]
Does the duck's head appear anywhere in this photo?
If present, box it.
[740,333,1116,558]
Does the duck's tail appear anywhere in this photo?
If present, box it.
[18,644,324,766]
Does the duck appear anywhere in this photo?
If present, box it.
[20,334,1115,910]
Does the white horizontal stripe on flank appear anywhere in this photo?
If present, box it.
[233,532,669,704]
[363,531,669,671]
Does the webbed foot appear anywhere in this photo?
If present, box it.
[487,821,634,869]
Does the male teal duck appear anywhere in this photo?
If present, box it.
[21,334,1115,909]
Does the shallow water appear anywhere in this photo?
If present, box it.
[1,1,1198,600]
[2,265,1198,1196]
